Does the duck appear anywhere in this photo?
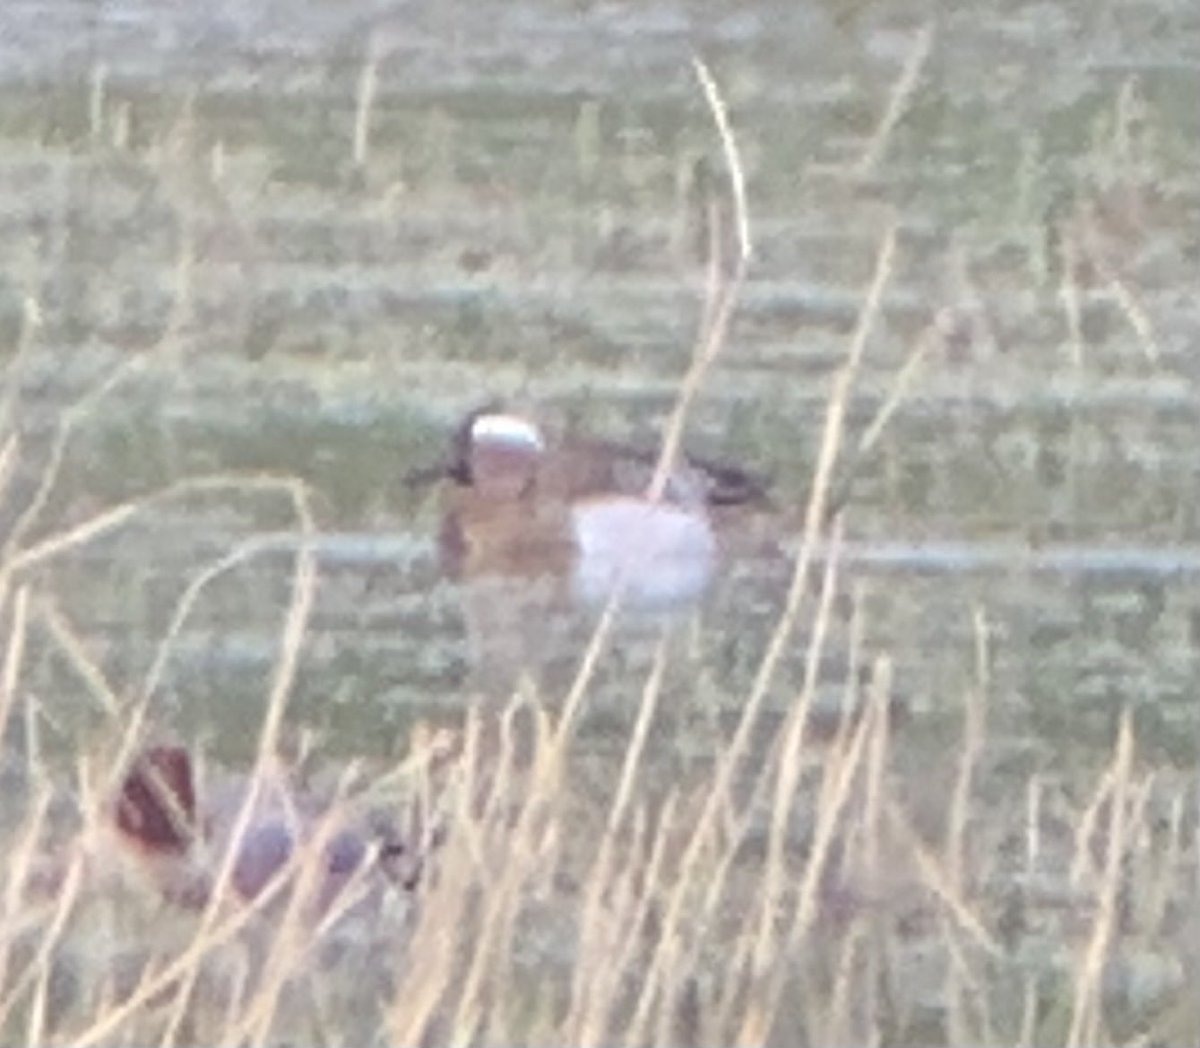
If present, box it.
[110,745,425,912]
[431,405,771,613]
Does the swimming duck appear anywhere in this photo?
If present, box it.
[434,405,770,612]
[111,745,424,912]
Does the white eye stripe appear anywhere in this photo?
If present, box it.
[470,413,544,452]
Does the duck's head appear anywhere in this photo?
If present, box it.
[114,745,198,856]
[449,406,545,499]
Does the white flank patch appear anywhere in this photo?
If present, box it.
[570,496,716,612]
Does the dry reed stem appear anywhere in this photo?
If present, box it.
[232,777,369,1047]
[4,502,143,577]
[856,22,934,176]
[88,63,107,143]
[745,657,893,1045]
[1017,972,1040,1048]
[617,222,894,1043]
[353,33,381,169]
[552,57,750,751]
[1,357,143,569]
[835,583,868,754]
[0,785,52,1035]
[817,651,891,1044]
[714,636,874,1041]
[151,91,203,354]
[696,169,724,341]
[1059,227,1086,370]
[0,298,43,433]
[826,918,875,1046]
[884,799,1003,958]
[448,848,524,1045]
[607,796,701,1043]
[946,607,990,893]
[389,699,558,1045]
[665,221,895,947]
[472,701,524,826]
[859,652,889,905]
[0,845,85,1035]
[807,589,878,988]
[571,794,678,1045]
[750,518,846,972]
[139,488,311,704]
[1066,709,1135,1048]
[0,784,49,929]
[388,858,466,1044]
[1146,791,1186,933]
[7,472,309,577]
[1071,758,1118,890]
[691,55,751,266]
[646,56,750,507]
[605,638,668,840]
[944,909,992,1045]
[1100,265,1160,365]
[826,296,932,522]
[944,243,1001,359]
[853,317,938,461]
[0,435,18,511]
[568,643,671,1040]
[32,597,122,718]
[567,640,668,1043]
[0,585,29,752]
[1025,772,1044,887]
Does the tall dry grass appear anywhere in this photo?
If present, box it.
[1,475,1194,1045]
[0,56,1195,1048]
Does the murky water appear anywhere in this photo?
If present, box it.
[0,0,1196,1037]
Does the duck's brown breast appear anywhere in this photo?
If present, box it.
[439,484,576,581]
